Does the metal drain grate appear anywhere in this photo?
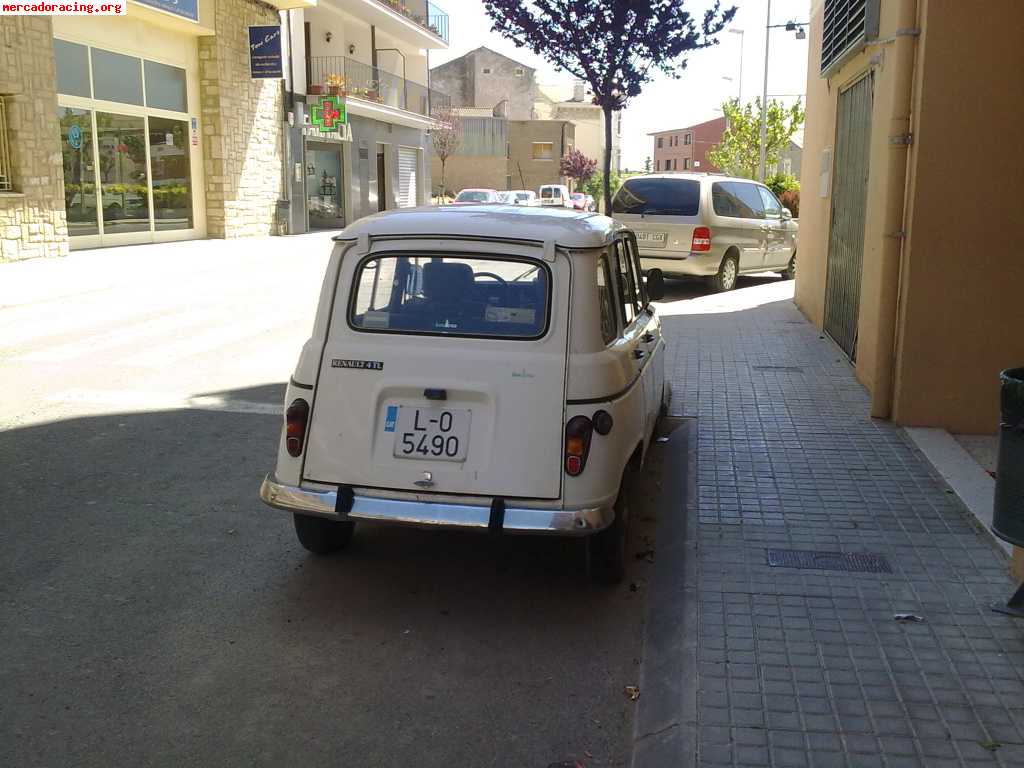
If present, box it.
[766,549,892,573]
[752,365,805,372]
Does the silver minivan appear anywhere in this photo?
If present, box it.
[611,173,798,291]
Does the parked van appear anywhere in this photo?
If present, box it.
[611,173,798,291]
[259,205,668,582]
[539,184,572,208]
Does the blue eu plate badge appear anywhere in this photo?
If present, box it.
[384,405,398,433]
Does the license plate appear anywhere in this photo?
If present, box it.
[392,406,471,461]
[636,231,667,248]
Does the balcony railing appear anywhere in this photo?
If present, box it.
[372,0,449,43]
[308,56,451,118]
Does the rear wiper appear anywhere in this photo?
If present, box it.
[641,208,687,217]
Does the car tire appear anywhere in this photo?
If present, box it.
[780,253,797,280]
[293,513,355,555]
[712,253,739,292]
[587,466,636,585]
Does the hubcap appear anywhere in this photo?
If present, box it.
[723,259,737,288]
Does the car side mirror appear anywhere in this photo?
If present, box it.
[646,268,666,302]
[782,208,793,220]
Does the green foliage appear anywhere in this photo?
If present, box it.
[766,172,799,196]
[643,156,652,173]
[707,98,805,179]
[581,170,622,208]
[778,189,800,218]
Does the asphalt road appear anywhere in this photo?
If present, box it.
[0,236,665,767]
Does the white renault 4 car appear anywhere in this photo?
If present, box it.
[259,205,668,582]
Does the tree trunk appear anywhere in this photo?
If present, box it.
[439,158,446,203]
[602,106,613,215]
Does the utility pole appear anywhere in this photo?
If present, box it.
[758,0,770,182]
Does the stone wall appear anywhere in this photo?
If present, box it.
[198,0,283,238]
[0,17,68,262]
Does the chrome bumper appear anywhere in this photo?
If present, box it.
[259,475,612,535]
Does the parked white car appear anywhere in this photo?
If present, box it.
[507,189,539,206]
[259,204,668,582]
[539,184,573,208]
[453,188,499,204]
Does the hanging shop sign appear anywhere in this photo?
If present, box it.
[248,25,283,79]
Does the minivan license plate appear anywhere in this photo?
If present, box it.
[393,406,471,462]
[636,231,667,248]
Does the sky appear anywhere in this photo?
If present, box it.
[430,0,811,170]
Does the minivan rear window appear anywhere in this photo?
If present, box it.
[612,178,701,216]
[349,255,550,339]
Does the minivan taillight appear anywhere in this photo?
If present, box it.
[691,226,712,252]
[564,415,594,476]
[285,398,310,457]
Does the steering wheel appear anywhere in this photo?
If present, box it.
[474,272,508,287]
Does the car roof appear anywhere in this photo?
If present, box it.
[625,172,764,185]
[334,205,624,249]
[458,188,497,193]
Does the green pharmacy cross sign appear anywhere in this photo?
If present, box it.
[311,96,346,132]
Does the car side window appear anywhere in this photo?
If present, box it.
[758,186,783,219]
[614,240,639,327]
[733,182,766,219]
[597,256,618,345]
[625,235,648,309]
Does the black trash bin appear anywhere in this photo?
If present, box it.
[992,368,1024,546]
[991,367,1024,616]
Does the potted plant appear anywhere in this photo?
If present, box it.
[325,73,345,97]
[307,84,323,96]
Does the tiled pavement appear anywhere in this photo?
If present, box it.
[657,277,1024,767]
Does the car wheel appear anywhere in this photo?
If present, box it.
[780,253,797,280]
[587,466,636,585]
[712,252,739,292]
[293,513,355,555]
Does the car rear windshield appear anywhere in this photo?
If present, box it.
[349,255,550,339]
[612,178,701,216]
[455,190,491,202]
[540,187,561,199]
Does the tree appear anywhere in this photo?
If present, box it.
[707,98,805,180]
[581,170,622,204]
[483,0,736,214]
[430,104,462,201]
[559,148,597,191]
[643,156,652,173]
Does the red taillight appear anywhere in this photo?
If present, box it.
[691,226,712,252]
[285,398,310,457]
[564,415,593,476]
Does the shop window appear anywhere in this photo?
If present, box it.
[144,61,187,113]
[149,116,192,231]
[532,142,553,160]
[91,49,144,106]
[54,40,91,98]
[96,112,150,233]
[58,106,99,236]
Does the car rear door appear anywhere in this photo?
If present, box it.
[302,244,570,501]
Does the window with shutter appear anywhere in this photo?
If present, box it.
[821,0,880,76]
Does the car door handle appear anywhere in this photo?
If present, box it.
[642,332,655,343]
[424,388,447,401]
[633,349,646,360]
[760,224,772,232]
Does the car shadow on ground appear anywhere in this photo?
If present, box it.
[657,272,787,303]
[0,387,668,767]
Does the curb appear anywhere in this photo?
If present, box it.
[630,417,698,768]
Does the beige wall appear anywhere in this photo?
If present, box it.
[198,0,283,238]
[0,17,67,262]
[429,154,507,196]
[890,0,1024,432]
[508,120,573,193]
[797,0,1024,433]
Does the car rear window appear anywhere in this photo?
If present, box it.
[455,190,492,202]
[612,178,701,216]
[349,255,550,340]
[540,187,561,199]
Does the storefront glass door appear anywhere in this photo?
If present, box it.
[97,112,151,234]
[58,107,99,237]
[306,145,345,230]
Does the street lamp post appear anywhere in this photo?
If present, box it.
[759,6,809,182]
[728,28,744,103]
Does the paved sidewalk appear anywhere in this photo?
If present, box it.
[658,278,1024,767]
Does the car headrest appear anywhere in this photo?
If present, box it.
[422,262,475,303]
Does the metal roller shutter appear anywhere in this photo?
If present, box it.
[397,147,419,208]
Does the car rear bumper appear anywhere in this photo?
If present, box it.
[640,251,721,276]
[259,474,613,535]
